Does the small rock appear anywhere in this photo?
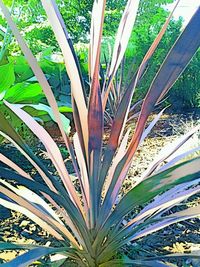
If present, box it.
[19,220,30,228]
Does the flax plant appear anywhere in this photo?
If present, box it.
[0,0,200,266]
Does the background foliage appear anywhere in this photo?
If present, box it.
[0,0,199,110]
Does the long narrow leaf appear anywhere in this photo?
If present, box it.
[127,7,200,163]
[0,188,64,241]
[110,157,200,227]
[108,0,140,78]
[0,167,93,256]
[0,179,63,225]
[0,1,80,178]
[1,247,70,267]
[107,180,200,251]
[95,157,200,249]
[131,204,200,242]
[141,124,200,180]
[100,8,200,223]
[5,101,82,213]
[88,0,105,228]
[0,153,31,179]
[98,2,180,203]
[40,0,88,160]
[0,184,81,247]
[158,145,200,173]
[89,0,106,78]
[0,112,57,192]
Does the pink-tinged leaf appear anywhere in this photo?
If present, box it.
[126,180,200,229]
[0,153,31,179]
[87,0,105,228]
[73,133,90,209]
[0,112,56,192]
[103,128,131,196]
[0,179,63,225]
[141,125,200,180]
[0,184,80,248]
[89,0,106,78]
[104,180,200,255]
[110,7,200,189]
[98,90,133,203]
[103,0,180,110]
[127,99,143,123]
[102,0,140,110]
[101,1,183,193]
[0,167,93,252]
[140,108,167,144]
[0,1,80,178]
[109,0,140,78]
[88,78,103,227]
[40,0,88,158]
[98,4,180,200]
[158,146,200,173]
[73,134,90,230]
[42,192,84,248]
[5,101,83,214]
[127,6,200,164]
[131,204,200,241]
[0,186,64,241]
[126,111,140,123]
[98,181,200,259]
[129,99,143,115]
[95,157,200,249]
[115,158,200,225]
[72,98,88,163]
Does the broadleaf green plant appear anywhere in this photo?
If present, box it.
[0,0,200,266]
[0,56,72,140]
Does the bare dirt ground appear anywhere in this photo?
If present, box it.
[0,112,200,266]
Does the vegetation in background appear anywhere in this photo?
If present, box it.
[1,0,199,109]
[0,48,72,143]
[169,49,200,110]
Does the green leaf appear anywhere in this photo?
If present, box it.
[11,55,34,83]
[0,247,67,267]
[0,111,58,191]
[1,0,12,6]
[0,242,38,250]
[0,62,15,92]
[39,49,65,76]
[0,1,76,170]
[50,258,67,267]
[0,166,92,253]
[0,90,6,101]
[108,157,200,227]
[58,106,72,113]
[4,83,44,104]
[100,257,173,267]
[17,103,71,133]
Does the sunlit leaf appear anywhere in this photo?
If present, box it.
[0,62,15,92]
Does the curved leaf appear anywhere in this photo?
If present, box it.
[0,62,15,92]
[0,1,79,180]
[4,83,44,104]
[0,247,69,267]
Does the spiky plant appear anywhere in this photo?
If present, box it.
[0,0,200,266]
